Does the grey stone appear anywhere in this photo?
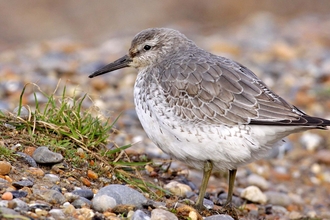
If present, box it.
[72,197,92,208]
[92,194,116,212]
[247,174,269,190]
[33,146,63,164]
[43,174,60,184]
[265,191,291,207]
[39,189,66,205]
[95,184,147,208]
[12,179,33,188]
[9,198,28,211]
[49,209,66,220]
[151,208,178,220]
[204,214,235,220]
[72,189,94,200]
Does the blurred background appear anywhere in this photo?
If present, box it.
[1,0,330,49]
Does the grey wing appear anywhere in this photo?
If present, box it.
[159,56,329,127]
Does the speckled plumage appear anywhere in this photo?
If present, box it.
[90,28,330,211]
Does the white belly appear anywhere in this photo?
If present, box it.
[134,83,306,171]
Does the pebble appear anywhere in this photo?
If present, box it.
[95,184,147,208]
[77,207,95,219]
[43,173,60,183]
[92,194,117,212]
[8,198,28,210]
[1,192,13,200]
[240,186,267,204]
[265,191,291,207]
[87,169,98,179]
[217,193,243,207]
[132,209,151,220]
[0,161,11,175]
[39,189,66,204]
[32,146,63,163]
[247,173,269,190]
[72,189,94,200]
[72,197,92,208]
[29,203,52,211]
[164,180,192,197]
[204,214,235,220]
[12,179,34,188]
[10,190,27,199]
[49,209,66,220]
[151,208,178,220]
[27,167,45,176]
[13,106,29,119]
[16,152,38,167]
[63,203,76,215]
[300,132,323,151]
[315,149,330,165]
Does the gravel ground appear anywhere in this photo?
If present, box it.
[1,13,330,219]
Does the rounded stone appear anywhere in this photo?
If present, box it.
[164,181,192,197]
[0,161,11,175]
[32,146,63,164]
[151,208,178,220]
[240,186,267,204]
[92,194,116,212]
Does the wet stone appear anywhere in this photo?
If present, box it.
[32,146,63,164]
[72,189,94,200]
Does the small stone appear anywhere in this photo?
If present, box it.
[32,146,63,164]
[80,177,91,186]
[217,193,243,207]
[247,174,269,190]
[92,194,116,212]
[13,106,29,119]
[49,209,66,220]
[35,208,48,217]
[64,192,80,202]
[132,209,151,220]
[265,191,291,207]
[72,189,94,200]
[63,203,76,215]
[29,203,52,211]
[8,198,28,210]
[0,161,11,175]
[77,207,95,219]
[151,208,178,220]
[240,186,267,204]
[95,184,147,208]
[87,170,98,179]
[204,214,235,220]
[164,181,192,197]
[12,179,34,188]
[27,167,45,176]
[10,190,28,198]
[315,149,330,165]
[43,174,60,183]
[288,211,303,219]
[1,192,13,200]
[300,132,323,151]
[72,197,92,208]
[16,152,38,167]
[24,146,36,156]
[39,189,66,204]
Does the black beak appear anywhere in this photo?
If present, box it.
[89,54,132,78]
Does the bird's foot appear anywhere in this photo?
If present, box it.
[221,202,239,220]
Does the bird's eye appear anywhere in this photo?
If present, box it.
[143,45,151,51]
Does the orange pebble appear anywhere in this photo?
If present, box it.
[87,170,98,179]
[2,192,13,200]
[80,177,91,186]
